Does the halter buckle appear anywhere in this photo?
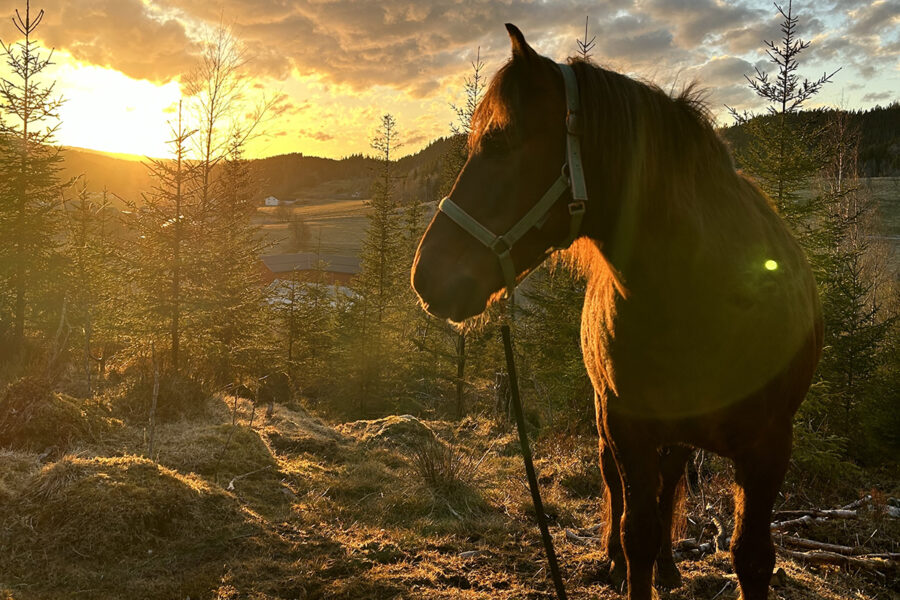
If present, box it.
[568,201,586,216]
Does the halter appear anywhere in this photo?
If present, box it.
[437,62,588,296]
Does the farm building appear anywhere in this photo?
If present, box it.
[264,196,279,206]
[259,252,360,286]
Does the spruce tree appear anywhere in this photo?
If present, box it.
[203,133,270,383]
[812,112,897,459]
[122,101,199,375]
[727,0,837,231]
[435,50,489,416]
[351,114,406,412]
[64,182,120,394]
[0,0,64,351]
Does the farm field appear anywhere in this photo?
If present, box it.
[256,199,370,256]
[256,199,439,256]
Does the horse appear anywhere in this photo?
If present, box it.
[411,24,822,600]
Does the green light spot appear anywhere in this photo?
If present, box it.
[765,259,778,271]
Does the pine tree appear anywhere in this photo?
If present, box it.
[576,16,596,62]
[442,48,485,198]
[0,1,65,351]
[434,50,489,416]
[183,24,271,382]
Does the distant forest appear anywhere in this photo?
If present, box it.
[721,103,900,177]
[62,103,898,207]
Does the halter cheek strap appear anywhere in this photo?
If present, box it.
[437,62,588,296]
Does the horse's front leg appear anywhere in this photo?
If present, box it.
[598,427,626,590]
[604,413,662,600]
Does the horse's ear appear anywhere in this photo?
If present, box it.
[505,23,538,62]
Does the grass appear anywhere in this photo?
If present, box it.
[0,388,897,599]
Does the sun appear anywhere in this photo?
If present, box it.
[48,52,183,158]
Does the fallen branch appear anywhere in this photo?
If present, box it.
[705,506,731,552]
[840,495,871,511]
[771,514,825,531]
[771,508,857,520]
[565,529,600,546]
[777,547,895,572]
[226,465,272,490]
[777,534,870,555]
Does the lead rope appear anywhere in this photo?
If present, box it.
[501,324,568,600]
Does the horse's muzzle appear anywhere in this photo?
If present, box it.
[412,263,487,322]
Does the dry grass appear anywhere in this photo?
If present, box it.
[0,376,122,453]
[0,386,896,600]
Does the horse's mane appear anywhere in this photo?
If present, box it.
[468,54,795,287]
[564,58,787,276]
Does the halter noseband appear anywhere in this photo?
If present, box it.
[437,62,588,296]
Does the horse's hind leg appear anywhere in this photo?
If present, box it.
[599,430,626,590]
[731,422,792,600]
[655,445,691,589]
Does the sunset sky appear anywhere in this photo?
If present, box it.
[0,0,897,160]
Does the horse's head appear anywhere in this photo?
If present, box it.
[412,24,585,322]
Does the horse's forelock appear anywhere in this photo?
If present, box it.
[467,60,529,152]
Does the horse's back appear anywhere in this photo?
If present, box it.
[582,169,821,425]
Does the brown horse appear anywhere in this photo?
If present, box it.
[412,24,822,600]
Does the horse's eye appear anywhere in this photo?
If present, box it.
[480,133,508,156]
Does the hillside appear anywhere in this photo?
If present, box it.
[59,104,898,209]
[720,103,900,177]
[0,390,895,599]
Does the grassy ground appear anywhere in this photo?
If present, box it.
[0,391,896,600]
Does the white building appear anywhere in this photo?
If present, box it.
[264,196,279,207]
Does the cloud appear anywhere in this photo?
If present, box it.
[861,90,895,103]
[0,0,199,82]
[688,55,755,87]
[639,0,763,47]
[154,0,676,91]
[297,128,334,142]
[848,1,900,37]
